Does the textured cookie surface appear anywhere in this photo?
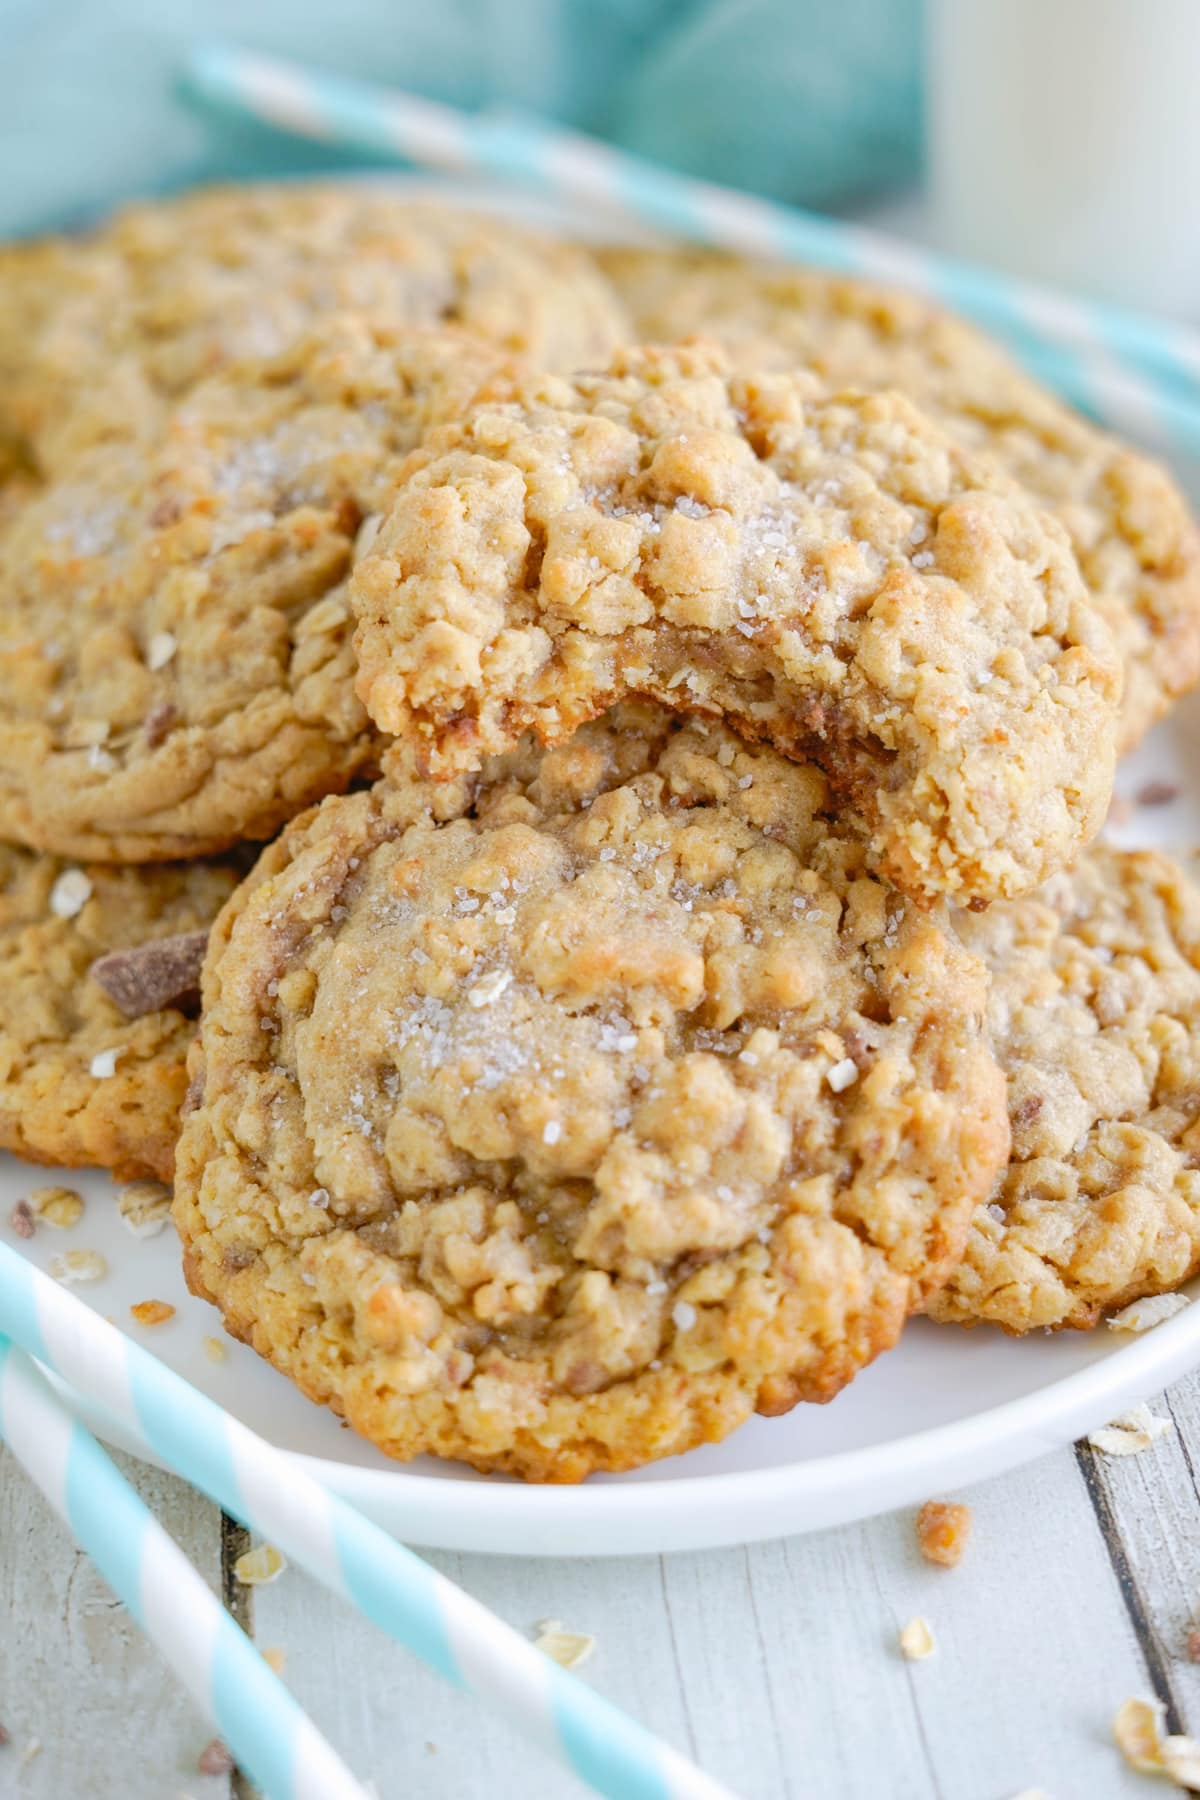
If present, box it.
[174,707,1007,1481]
[601,248,1200,748]
[351,343,1121,905]
[929,847,1200,1332]
[0,184,629,474]
[0,318,511,861]
[0,845,240,1182]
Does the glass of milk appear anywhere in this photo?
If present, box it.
[926,0,1200,317]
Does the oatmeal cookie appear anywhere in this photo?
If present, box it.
[601,247,1200,748]
[0,845,240,1182]
[929,846,1200,1331]
[174,707,1008,1481]
[350,342,1121,906]
[0,184,629,474]
[0,317,512,862]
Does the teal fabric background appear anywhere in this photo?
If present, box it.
[0,0,921,236]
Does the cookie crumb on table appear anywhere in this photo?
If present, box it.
[533,1620,596,1670]
[232,1543,286,1586]
[1113,1696,1200,1785]
[1107,1295,1191,1333]
[196,1738,235,1776]
[202,1336,228,1365]
[129,1299,175,1326]
[1087,1406,1173,1456]
[49,1248,107,1285]
[916,1500,972,1567]
[8,1201,35,1240]
[898,1617,935,1661]
[116,1180,172,1238]
[30,1184,84,1229]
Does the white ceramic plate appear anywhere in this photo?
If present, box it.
[6,177,1200,1557]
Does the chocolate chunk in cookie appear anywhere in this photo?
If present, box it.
[91,928,209,1018]
[0,846,240,1181]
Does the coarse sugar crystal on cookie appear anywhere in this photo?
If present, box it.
[0,317,514,863]
[928,846,1200,1332]
[600,247,1200,749]
[350,341,1122,907]
[0,183,630,475]
[0,845,241,1183]
[173,706,1008,1481]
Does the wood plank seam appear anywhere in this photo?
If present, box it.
[220,1511,257,1800]
[1072,1440,1187,1735]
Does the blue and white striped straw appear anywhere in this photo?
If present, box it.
[0,1243,735,1800]
[183,45,1200,461]
[0,1335,367,1800]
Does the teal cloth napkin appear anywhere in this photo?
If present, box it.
[0,0,920,236]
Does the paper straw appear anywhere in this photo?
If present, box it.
[0,1243,734,1800]
[183,43,1200,462]
[0,1335,366,1800]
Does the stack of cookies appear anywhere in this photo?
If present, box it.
[3,186,1200,1482]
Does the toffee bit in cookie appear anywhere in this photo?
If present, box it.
[898,1617,935,1661]
[1107,1295,1191,1333]
[31,1185,85,1229]
[915,1500,972,1568]
[8,1201,35,1240]
[142,699,177,748]
[196,1738,235,1776]
[49,868,92,918]
[116,1179,173,1238]
[146,631,177,672]
[826,1057,858,1093]
[50,1249,108,1285]
[130,1299,175,1326]
[232,1543,286,1586]
[90,928,209,1019]
[1137,780,1181,807]
[89,1047,120,1079]
[1087,1404,1173,1456]
[533,1622,596,1670]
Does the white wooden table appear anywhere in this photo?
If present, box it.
[3,1370,1199,1800]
